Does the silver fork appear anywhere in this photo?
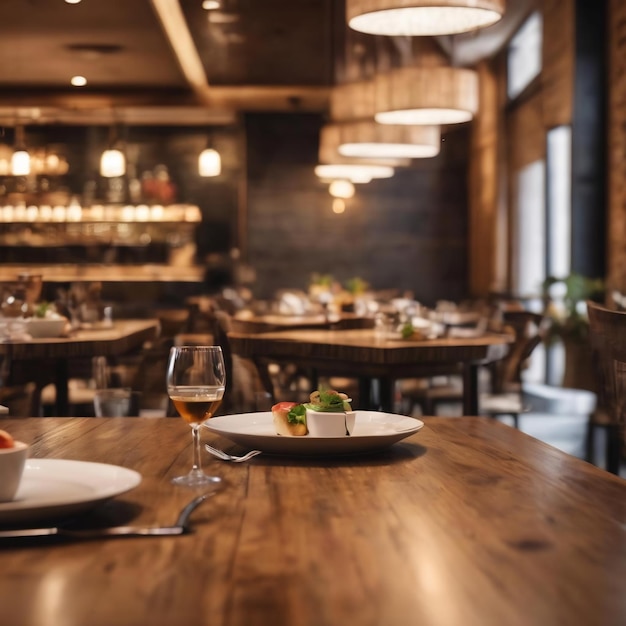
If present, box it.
[0,491,216,540]
[204,444,262,462]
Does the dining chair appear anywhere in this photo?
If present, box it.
[586,300,626,474]
[0,382,38,417]
[401,310,547,422]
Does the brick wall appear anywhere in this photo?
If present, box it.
[245,113,469,304]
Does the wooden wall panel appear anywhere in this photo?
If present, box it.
[542,0,574,127]
[469,61,500,297]
[608,0,626,292]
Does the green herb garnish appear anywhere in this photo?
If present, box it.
[306,389,352,412]
[401,323,415,339]
[287,404,307,424]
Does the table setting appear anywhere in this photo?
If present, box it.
[0,335,624,626]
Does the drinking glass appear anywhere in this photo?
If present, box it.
[167,345,226,486]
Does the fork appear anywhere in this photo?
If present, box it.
[0,491,215,540]
[204,444,262,462]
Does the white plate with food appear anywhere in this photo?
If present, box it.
[0,459,141,524]
[204,411,424,456]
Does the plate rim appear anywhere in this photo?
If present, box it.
[204,410,424,455]
[0,458,142,523]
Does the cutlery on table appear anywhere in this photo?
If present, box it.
[0,491,215,541]
[204,444,262,463]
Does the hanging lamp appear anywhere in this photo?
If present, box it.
[329,180,356,199]
[346,0,505,37]
[326,121,440,159]
[11,125,31,176]
[375,65,478,125]
[100,124,126,178]
[199,137,221,177]
[317,123,405,182]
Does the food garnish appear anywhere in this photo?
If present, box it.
[306,389,352,413]
[287,403,306,424]
[0,429,15,449]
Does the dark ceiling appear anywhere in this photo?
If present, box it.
[0,0,532,126]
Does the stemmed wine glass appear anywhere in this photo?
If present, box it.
[166,345,226,486]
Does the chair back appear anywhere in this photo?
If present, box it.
[587,301,626,428]
[491,311,547,393]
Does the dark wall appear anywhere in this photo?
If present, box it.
[245,113,470,304]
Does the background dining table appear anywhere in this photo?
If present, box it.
[0,416,623,626]
[0,319,159,415]
[228,327,513,414]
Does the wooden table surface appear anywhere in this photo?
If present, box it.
[0,319,159,414]
[229,328,513,414]
[0,417,623,626]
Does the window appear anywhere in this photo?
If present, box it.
[514,159,546,297]
[546,126,572,278]
[507,12,543,99]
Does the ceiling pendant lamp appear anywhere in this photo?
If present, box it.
[315,163,394,184]
[326,121,441,160]
[11,125,31,176]
[375,66,478,125]
[318,124,406,182]
[199,138,221,177]
[100,124,126,178]
[329,180,356,199]
[346,0,505,37]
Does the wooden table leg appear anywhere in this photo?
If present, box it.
[378,377,395,413]
[54,360,69,416]
[462,364,479,415]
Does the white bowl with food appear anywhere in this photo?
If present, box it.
[0,430,30,502]
[24,315,68,338]
[305,408,356,437]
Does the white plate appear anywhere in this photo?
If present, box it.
[204,411,424,456]
[0,459,142,525]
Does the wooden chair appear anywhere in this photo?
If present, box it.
[586,300,626,474]
[401,310,547,422]
[0,382,38,417]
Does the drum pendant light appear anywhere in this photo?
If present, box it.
[375,66,478,125]
[327,121,441,160]
[346,0,505,37]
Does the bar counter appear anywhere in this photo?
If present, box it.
[0,264,205,283]
[0,416,624,626]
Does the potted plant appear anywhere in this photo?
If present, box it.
[542,273,604,389]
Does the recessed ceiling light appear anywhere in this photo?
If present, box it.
[202,0,220,9]
[71,75,87,87]
[65,0,82,4]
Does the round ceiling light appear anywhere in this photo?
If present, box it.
[375,66,478,125]
[328,121,441,159]
[346,0,505,37]
[315,163,394,184]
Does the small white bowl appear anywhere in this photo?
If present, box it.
[306,409,356,437]
[25,316,68,338]
[0,441,30,502]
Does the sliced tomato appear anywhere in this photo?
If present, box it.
[271,401,298,414]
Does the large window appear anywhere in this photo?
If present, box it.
[546,126,572,278]
[514,159,546,297]
[507,12,543,100]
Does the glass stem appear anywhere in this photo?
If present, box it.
[191,424,202,473]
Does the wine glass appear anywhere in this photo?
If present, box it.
[166,345,226,487]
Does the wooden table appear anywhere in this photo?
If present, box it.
[0,319,159,415]
[231,311,374,332]
[229,328,512,414]
[0,417,623,626]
